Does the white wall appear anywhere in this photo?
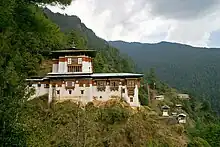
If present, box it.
[53,83,91,104]
[29,81,141,107]
[29,84,49,99]
[82,61,92,73]
[52,64,58,73]
[162,111,169,117]
[58,61,65,73]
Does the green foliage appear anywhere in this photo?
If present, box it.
[189,124,220,147]
[110,41,220,114]
[44,8,135,73]
[18,98,188,146]
[97,105,130,125]
[188,137,211,147]
[66,30,88,48]
[0,0,71,145]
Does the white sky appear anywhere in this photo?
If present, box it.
[48,0,220,47]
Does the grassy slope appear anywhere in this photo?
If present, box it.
[19,96,188,147]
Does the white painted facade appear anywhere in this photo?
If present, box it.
[155,95,164,101]
[46,81,140,107]
[26,49,143,107]
[177,94,190,99]
[161,105,170,117]
[52,55,92,74]
[28,83,49,100]
[162,110,169,117]
[82,60,92,73]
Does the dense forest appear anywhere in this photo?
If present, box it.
[109,41,220,114]
[1,1,220,146]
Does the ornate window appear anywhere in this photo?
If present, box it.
[97,80,106,91]
[110,80,119,91]
[68,66,82,72]
[130,97,133,102]
[66,81,75,87]
[127,80,135,87]
[78,58,82,64]
[67,58,72,64]
[44,84,49,88]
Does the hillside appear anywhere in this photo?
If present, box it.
[1,1,220,146]
[109,40,220,113]
[19,96,189,147]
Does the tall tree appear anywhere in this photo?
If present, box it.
[0,0,71,145]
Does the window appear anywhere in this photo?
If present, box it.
[68,66,82,72]
[67,58,72,64]
[81,90,84,94]
[57,90,60,94]
[97,81,106,91]
[110,81,119,91]
[66,81,74,87]
[127,80,135,87]
[130,97,133,102]
[100,96,102,99]
[78,58,82,64]
[122,88,125,93]
[97,81,106,87]
[44,84,49,88]
[69,90,72,94]
[37,84,41,87]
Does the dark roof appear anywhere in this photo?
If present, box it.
[161,105,170,109]
[51,47,96,57]
[46,73,144,79]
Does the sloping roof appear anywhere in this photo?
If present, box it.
[161,105,170,109]
[51,48,96,57]
[178,113,186,117]
[46,73,144,78]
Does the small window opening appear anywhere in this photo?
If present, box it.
[100,96,102,99]
[130,97,133,102]
[37,84,41,87]
[122,88,125,93]
[81,90,84,94]
[69,90,72,94]
[44,84,49,88]
[57,90,60,94]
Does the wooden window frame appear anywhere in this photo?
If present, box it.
[44,84,49,88]
[97,80,106,91]
[68,65,82,72]
[78,58,82,64]
[110,80,119,91]
[130,96,133,102]
[67,58,72,64]
[127,80,135,87]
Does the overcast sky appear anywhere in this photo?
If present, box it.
[48,0,220,47]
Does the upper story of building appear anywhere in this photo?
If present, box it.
[50,48,96,74]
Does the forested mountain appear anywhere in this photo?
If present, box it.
[43,8,135,73]
[109,40,220,113]
[1,1,220,146]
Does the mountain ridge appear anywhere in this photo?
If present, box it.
[109,40,220,50]
[109,40,220,113]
